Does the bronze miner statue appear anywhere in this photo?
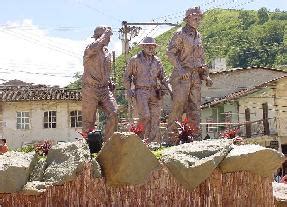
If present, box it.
[166,7,213,143]
[82,26,118,141]
[124,37,170,143]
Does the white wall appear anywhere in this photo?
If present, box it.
[238,88,277,136]
[275,80,287,143]
[2,101,82,149]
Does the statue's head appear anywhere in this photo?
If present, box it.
[184,7,203,28]
[139,37,158,56]
[91,26,112,39]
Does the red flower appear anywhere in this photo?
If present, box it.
[130,123,144,135]
[221,128,239,139]
[175,118,199,144]
[233,136,244,145]
[34,140,52,156]
[78,128,95,139]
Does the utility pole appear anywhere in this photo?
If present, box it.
[118,21,141,65]
[118,21,179,65]
[112,51,116,83]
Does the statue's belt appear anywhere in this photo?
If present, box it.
[135,86,157,90]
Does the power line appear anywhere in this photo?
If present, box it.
[151,0,220,22]
[0,29,82,61]
[72,0,122,23]
[0,67,76,78]
[0,24,121,32]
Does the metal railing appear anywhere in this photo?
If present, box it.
[201,117,277,138]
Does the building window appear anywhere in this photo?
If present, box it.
[70,110,82,128]
[206,118,216,133]
[16,112,30,129]
[44,111,56,128]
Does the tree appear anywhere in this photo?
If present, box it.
[257,7,269,24]
[271,11,287,20]
[238,10,256,30]
[66,72,82,89]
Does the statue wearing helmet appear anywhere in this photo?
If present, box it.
[123,37,169,143]
[82,26,118,141]
[166,7,213,143]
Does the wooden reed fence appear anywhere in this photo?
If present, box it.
[0,163,276,207]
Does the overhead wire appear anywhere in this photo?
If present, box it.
[131,0,244,47]
[0,67,75,78]
[71,0,122,23]
[0,28,83,61]
[130,0,256,48]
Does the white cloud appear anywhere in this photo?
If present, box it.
[0,19,87,87]
[110,37,123,57]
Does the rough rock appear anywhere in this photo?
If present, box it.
[147,142,161,151]
[43,141,91,185]
[29,157,47,181]
[273,182,287,206]
[219,144,285,177]
[161,139,232,191]
[91,158,102,179]
[97,132,160,185]
[0,151,37,193]
[22,181,52,195]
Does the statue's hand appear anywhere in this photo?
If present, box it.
[126,89,135,98]
[105,27,113,36]
[108,80,115,91]
[178,67,189,80]
[205,76,213,87]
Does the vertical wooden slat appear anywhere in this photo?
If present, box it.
[245,108,252,138]
[263,102,270,135]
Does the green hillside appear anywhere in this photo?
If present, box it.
[67,8,287,90]
[201,8,287,69]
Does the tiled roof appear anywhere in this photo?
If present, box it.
[0,85,81,102]
[209,66,286,74]
[201,75,287,109]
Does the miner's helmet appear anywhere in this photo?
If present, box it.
[139,37,158,47]
[91,26,111,38]
[184,7,203,20]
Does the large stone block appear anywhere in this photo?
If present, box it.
[22,181,52,196]
[162,139,232,191]
[0,151,36,193]
[219,144,285,177]
[29,157,47,181]
[43,141,92,185]
[97,132,160,185]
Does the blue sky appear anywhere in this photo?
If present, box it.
[2,0,287,40]
[0,0,286,86]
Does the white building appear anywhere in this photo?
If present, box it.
[0,84,82,149]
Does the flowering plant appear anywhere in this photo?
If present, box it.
[232,136,244,145]
[220,128,240,139]
[129,122,144,135]
[175,118,199,144]
[34,140,52,156]
[78,128,95,139]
